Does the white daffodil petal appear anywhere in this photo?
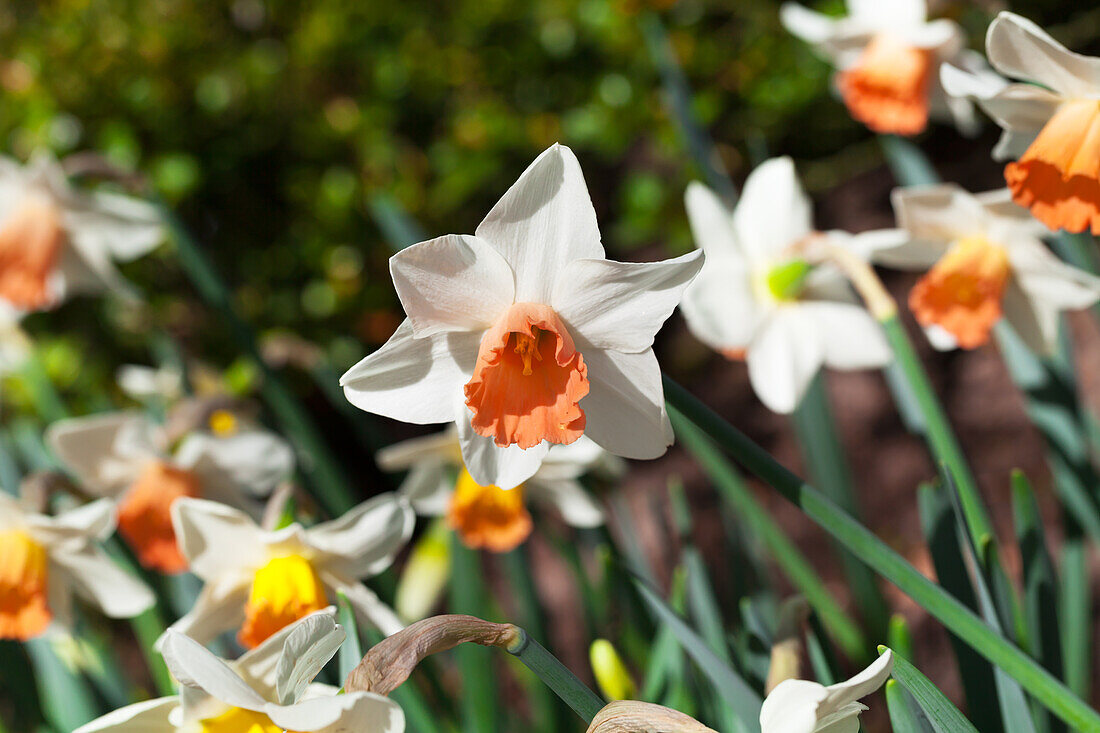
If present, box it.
[925,324,959,352]
[72,696,179,733]
[65,191,164,262]
[733,157,814,265]
[391,233,515,338]
[539,434,605,476]
[235,607,338,696]
[986,12,1100,98]
[322,573,405,637]
[167,577,250,646]
[746,309,825,414]
[683,182,741,263]
[1008,240,1100,311]
[779,3,840,46]
[376,427,460,471]
[306,493,414,578]
[531,478,605,528]
[274,612,346,705]
[891,184,989,245]
[819,650,894,717]
[847,0,925,27]
[161,631,269,712]
[50,545,155,618]
[341,319,480,425]
[760,679,829,733]
[800,301,892,370]
[814,703,867,733]
[176,430,295,499]
[577,345,672,459]
[475,144,604,303]
[1001,278,1054,355]
[399,465,453,516]
[680,261,763,352]
[456,411,551,489]
[552,250,704,353]
[37,497,117,542]
[172,498,268,581]
[45,412,151,495]
[940,62,1008,100]
[266,692,404,733]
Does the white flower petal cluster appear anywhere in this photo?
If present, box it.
[760,651,893,733]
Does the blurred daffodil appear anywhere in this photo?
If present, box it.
[116,363,184,403]
[75,609,404,733]
[0,152,162,313]
[0,493,154,641]
[378,427,619,553]
[780,0,990,135]
[47,412,295,574]
[760,651,893,733]
[165,495,413,648]
[341,143,702,490]
[680,157,896,414]
[939,13,1100,234]
[877,184,1100,351]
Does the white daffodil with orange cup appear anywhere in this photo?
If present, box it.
[939,12,1100,235]
[163,495,413,649]
[46,411,296,575]
[0,152,163,313]
[780,0,997,135]
[341,144,704,490]
[75,609,404,733]
[0,492,154,641]
[876,184,1100,352]
[679,157,897,414]
[378,427,622,553]
[760,651,893,733]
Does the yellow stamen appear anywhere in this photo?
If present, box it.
[447,469,533,553]
[200,706,286,733]
[0,530,51,641]
[513,331,542,376]
[208,409,238,436]
[238,554,328,649]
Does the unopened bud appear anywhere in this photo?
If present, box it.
[589,639,636,701]
[586,701,717,733]
[395,519,452,623]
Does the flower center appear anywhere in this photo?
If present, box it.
[239,553,328,649]
[0,194,65,311]
[464,302,589,449]
[763,259,814,301]
[208,409,239,436]
[200,706,286,733]
[1005,99,1100,235]
[447,469,533,553]
[117,461,201,574]
[0,530,51,641]
[909,236,1011,349]
[836,33,933,136]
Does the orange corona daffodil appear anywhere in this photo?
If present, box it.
[938,13,1100,234]
[0,152,163,313]
[0,493,153,641]
[76,610,404,733]
[875,184,1100,351]
[46,411,295,574]
[341,144,703,490]
[164,496,413,649]
[781,0,988,136]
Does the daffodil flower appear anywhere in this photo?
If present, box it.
[0,492,154,641]
[74,609,404,733]
[760,650,893,733]
[780,0,991,135]
[938,13,1100,234]
[0,304,30,375]
[166,495,413,648]
[680,157,895,414]
[47,411,295,574]
[0,152,162,312]
[378,427,621,553]
[341,144,703,490]
[117,363,185,403]
[877,184,1100,351]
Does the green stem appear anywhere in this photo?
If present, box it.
[663,376,1100,732]
[506,628,605,723]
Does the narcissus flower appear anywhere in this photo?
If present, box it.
[378,427,619,553]
[780,0,988,135]
[47,412,295,574]
[760,651,893,733]
[341,144,702,489]
[166,495,413,648]
[938,13,1100,234]
[0,152,162,312]
[0,493,154,640]
[878,184,1100,351]
[680,158,895,414]
[75,609,404,733]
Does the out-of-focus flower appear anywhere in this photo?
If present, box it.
[780,0,990,135]
[341,144,702,490]
[760,651,893,733]
[46,412,295,574]
[74,609,405,733]
[0,493,154,640]
[394,519,451,623]
[378,427,619,553]
[877,184,1100,351]
[116,363,184,402]
[938,13,1100,234]
[0,152,162,312]
[590,639,636,701]
[680,157,896,414]
[166,495,413,648]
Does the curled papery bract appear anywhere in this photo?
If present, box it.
[837,33,933,135]
[1005,99,1100,234]
[0,194,65,311]
[117,461,200,574]
[446,470,532,553]
[0,530,51,640]
[345,614,519,695]
[464,302,588,449]
[586,701,718,733]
